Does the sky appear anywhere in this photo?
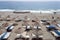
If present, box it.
[0,0,60,1]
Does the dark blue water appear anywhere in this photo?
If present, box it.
[0,1,60,10]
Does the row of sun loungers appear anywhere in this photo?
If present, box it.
[15,23,42,40]
[23,25,41,31]
[40,19,60,40]
[15,33,43,40]
[46,24,60,38]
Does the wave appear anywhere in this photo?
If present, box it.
[0,9,60,13]
[0,9,15,11]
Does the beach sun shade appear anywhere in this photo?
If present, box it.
[46,25,57,31]
[0,32,7,40]
[7,26,14,32]
[54,30,60,36]
[1,32,11,40]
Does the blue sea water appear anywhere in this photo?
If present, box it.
[0,1,60,10]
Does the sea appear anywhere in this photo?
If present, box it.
[0,1,60,10]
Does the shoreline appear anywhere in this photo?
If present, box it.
[0,9,60,14]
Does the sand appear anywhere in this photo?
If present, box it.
[0,11,60,40]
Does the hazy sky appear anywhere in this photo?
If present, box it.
[0,0,60,1]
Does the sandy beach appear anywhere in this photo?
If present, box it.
[0,10,60,40]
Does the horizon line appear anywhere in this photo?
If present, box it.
[0,0,60,2]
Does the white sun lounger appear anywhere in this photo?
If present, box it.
[25,35,30,38]
[57,24,60,27]
[23,26,26,28]
[32,33,36,38]
[16,34,21,38]
[34,26,37,29]
[46,25,50,27]
[40,21,43,24]
[27,26,31,29]
[34,26,41,29]
[38,35,43,38]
